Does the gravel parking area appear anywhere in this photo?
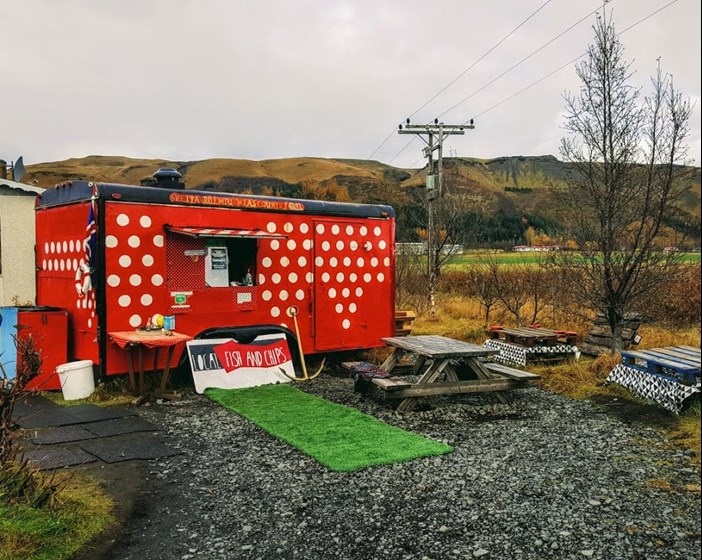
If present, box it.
[100,375,701,560]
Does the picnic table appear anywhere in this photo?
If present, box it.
[347,335,539,413]
[487,326,578,346]
[607,345,701,414]
[484,326,580,366]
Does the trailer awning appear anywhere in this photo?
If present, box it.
[166,226,287,239]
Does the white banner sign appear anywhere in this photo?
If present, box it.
[186,333,293,393]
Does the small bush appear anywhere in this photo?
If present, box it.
[0,450,69,510]
[637,264,701,326]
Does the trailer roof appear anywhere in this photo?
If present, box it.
[36,181,395,219]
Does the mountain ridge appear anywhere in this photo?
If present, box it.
[21,154,701,244]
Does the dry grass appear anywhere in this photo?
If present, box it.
[24,155,179,188]
[413,296,485,341]
[262,158,380,183]
[643,477,702,494]
[669,406,701,463]
[636,324,701,348]
[643,478,676,492]
[529,354,622,398]
[40,375,136,408]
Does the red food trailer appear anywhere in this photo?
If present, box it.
[33,171,396,380]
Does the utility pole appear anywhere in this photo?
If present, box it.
[398,119,475,316]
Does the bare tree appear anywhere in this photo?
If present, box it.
[466,257,500,327]
[421,190,485,318]
[554,11,693,353]
[394,242,430,314]
[486,254,551,327]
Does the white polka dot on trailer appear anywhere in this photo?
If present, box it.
[311,217,393,339]
[38,206,97,328]
[104,208,166,330]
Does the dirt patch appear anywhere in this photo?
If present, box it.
[587,394,680,429]
[70,461,148,560]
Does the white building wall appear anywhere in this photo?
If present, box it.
[0,190,37,306]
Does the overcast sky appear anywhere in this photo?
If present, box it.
[1,0,700,170]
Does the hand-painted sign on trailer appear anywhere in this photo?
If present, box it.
[33,177,396,383]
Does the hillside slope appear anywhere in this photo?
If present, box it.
[23,154,701,242]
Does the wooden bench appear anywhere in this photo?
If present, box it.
[342,361,411,393]
[370,377,411,391]
[394,310,416,337]
[621,346,700,385]
[483,362,541,381]
[487,326,577,347]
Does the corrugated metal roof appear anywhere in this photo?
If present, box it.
[0,178,44,195]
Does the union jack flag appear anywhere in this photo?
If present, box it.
[84,199,96,266]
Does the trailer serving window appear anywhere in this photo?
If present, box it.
[165,226,285,288]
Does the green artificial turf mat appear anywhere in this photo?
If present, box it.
[206,384,453,472]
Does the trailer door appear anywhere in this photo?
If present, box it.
[313,220,370,351]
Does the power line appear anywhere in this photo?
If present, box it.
[618,0,680,35]
[436,3,607,120]
[406,0,554,122]
[366,0,554,160]
[467,0,681,123]
[378,2,610,164]
[472,57,580,121]
[388,137,417,165]
[385,0,682,167]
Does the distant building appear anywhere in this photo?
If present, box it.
[0,175,42,305]
[512,245,560,252]
[396,242,464,256]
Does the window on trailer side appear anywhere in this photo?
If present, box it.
[206,237,257,286]
[166,233,258,290]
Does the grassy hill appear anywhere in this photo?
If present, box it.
[24,155,387,189]
[23,154,701,243]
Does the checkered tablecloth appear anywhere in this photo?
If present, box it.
[483,339,580,366]
[606,364,701,414]
[108,330,193,349]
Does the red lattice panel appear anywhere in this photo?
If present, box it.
[166,234,206,291]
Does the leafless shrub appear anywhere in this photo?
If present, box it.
[394,250,429,314]
[465,265,501,327]
[0,335,73,510]
[486,256,552,326]
[634,263,701,326]
[1,335,41,465]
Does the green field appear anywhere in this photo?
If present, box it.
[438,251,702,267]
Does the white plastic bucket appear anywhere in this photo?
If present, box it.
[56,360,95,400]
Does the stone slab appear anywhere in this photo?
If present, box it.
[13,401,135,429]
[80,435,181,463]
[59,404,136,423]
[23,447,98,470]
[84,416,159,437]
[29,425,98,445]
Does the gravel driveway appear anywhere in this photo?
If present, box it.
[99,375,701,560]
